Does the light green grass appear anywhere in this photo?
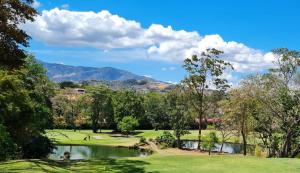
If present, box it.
[0,155,299,173]
[46,129,259,146]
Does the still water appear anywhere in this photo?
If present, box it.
[181,140,246,154]
[49,145,148,160]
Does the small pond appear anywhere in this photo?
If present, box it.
[49,145,149,160]
[181,140,251,154]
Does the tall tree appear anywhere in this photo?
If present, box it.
[0,0,37,68]
[144,92,169,130]
[166,87,190,149]
[87,86,114,133]
[182,48,233,150]
[113,90,145,129]
[0,55,54,158]
[244,48,300,157]
[220,88,255,155]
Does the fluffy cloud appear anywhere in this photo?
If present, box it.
[23,8,275,73]
[31,0,41,8]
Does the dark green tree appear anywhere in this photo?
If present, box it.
[0,0,37,68]
[166,87,190,149]
[87,86,114,133]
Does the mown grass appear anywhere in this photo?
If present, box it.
[0,155,299,173]
[0,129,298,173]
[45,129,259,146]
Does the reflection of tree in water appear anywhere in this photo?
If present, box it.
[50,145,143,160]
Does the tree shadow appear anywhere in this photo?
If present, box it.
[0,158,160,173]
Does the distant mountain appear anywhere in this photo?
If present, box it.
[41,61,174,92]
[41,61,152,82]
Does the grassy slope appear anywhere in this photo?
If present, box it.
[1,129,297,173]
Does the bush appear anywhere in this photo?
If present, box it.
[255,145,263,157]
[202,131,219,155]
[155,131,176,148]
[0,124,16,161]
[21,135,55,159]
[139,137,147,144]
[117,116,139,136]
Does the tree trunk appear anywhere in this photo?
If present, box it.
[197,114,202,150]
[220,142,224,153]
[241,130,247,155]
[177,136,181,149]
[208,148,211,155]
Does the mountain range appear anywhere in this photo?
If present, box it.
[41,61,173,92]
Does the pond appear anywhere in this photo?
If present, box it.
[181,140,250,154]
[49,145,149,160]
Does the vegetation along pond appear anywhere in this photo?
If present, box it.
[49,145,149,160]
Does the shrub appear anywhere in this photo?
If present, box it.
[21,135,55,159]
[0,124,16,161]
[202,131,219,155]
[117,116,139,136]
[139,137,147,144]
[155,131,175,148]
[255,145,263,157]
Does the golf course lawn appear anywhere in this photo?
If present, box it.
[45,129,257,146]
[0,154,299,173]
[0,129,298,173]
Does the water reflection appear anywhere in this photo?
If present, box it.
[49,145,148,160]
[181,140,245,154]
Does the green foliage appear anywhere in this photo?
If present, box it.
[117,116,139,136]
[202,131,219,155]
[166,87,190,148]
[113,90,145,129]
[59,81,80,89]
[86,86,114,133]
[0,124,16,161]
[144,92,169,130]
[0,0,37,68]
[0,55,54,159]
[155,131,176,148]
[255,145,263,157]
[21,135,55,159]
[182,48,233,150]
[139,137,147,144]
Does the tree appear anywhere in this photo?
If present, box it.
[87,86,114,133]
[215,117,234,153]
[182,48,233,150]
[0,0,37,68]
[0,55,54,158]
[52,88,82,131]
[202,131,219,155]
[220,88,255,156]
[244,48,300,157]
[117,116,139,137]
[113,90,145,129]
[166,87,190,149]
[144,92,169,130]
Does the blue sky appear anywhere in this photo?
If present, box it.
[26,0,300,84]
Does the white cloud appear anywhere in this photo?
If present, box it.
[32,0,41,8]
[23,8,276,73]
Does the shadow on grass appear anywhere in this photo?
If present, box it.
[0,158,159,173]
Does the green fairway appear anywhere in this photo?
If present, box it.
[0,155,299,173]
[1,129,296,173]
[45,129,258,146]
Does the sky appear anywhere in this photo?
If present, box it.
[25,0,300,84]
